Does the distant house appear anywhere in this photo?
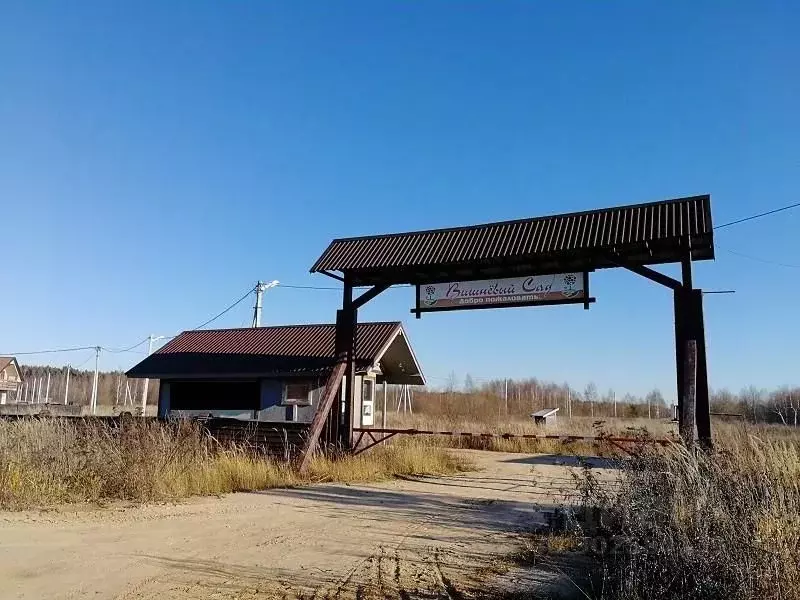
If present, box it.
[531,407,559,426]
[0,356,23,405]
[126,322,424,427]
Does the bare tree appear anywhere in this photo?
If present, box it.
[584,382,598,417]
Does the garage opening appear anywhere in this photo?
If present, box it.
[169,380,260,411]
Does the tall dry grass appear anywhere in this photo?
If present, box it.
[567,424,800,600]
[382,412,677,455]
[0,418,471,510]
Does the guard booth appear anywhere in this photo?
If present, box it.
[299,195,715,470]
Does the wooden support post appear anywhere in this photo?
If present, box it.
[681,256,693,290]
[339,283,356,449]
[688,289,712,447]
[674,290,686,429]
[298,282,356,472]
[298,361,347,473]
[381,381,387,444]
[680,340,697,447]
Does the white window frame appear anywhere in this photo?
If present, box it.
[362,378,375,404]
[282,381,313,406]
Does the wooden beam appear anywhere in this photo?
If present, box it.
[688,289,712,448]
[681,256,693,289]
[298,361,347,473]
[320,270,345,283]
[351,284,390,310]
[604,252,681,290]
[674,289,685,431]
[680,339,697,448]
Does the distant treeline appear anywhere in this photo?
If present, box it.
[15,365,158,408]
[410,376,669,421]
[13,365,799,426]
[413,375,800,425]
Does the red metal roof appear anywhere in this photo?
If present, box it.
[126,322,416,380]
[157,322,401,361]
[311,195,714,281]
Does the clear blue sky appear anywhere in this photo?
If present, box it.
[1,2,798,399]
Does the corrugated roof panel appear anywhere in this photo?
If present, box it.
[310,196,713,274]
[156,322,400,362]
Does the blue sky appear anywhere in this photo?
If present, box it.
[1,2,798,399]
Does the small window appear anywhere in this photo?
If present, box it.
[283,382,313,406]
[362,379,374,403]
[285,404,298,422]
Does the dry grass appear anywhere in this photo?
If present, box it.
[0,419,471,510]
[553,423,800,600]
[381,412,677,455]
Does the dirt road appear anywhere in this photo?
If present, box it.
[0,451,611,599]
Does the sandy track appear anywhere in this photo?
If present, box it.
[0,451,612,599]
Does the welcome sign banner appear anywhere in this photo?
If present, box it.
[414,272,592,314]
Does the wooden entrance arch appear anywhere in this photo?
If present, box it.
[299,195,714,471]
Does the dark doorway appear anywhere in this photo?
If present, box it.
[170,380,260,411]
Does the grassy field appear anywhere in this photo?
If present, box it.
[380,412,677,454]
[0,418,471,510]
[526,423,800,600]
[390,409,800,598]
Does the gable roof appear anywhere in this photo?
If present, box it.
[531,408,560,418]
[126,322,424,384]
[311,195,714,285]
[0,356,22,381]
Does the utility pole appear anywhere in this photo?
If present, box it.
[568,388,572,420]
[141,335,166,416]
[382,381,387,435]
[90,346,100,414]
[504,379,509,416]
[64,365,71,405]
[252,280,280,328]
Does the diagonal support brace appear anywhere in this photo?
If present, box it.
[603,251,682,290]
[298,361,347,473]
[351,284,390,310]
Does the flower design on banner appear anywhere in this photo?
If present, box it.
[423,285,438,306]
[562,273,580,298]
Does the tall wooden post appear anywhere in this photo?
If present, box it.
[673,289,686,426]
[680,340,697,447]
[688,289,711,447]
[339,282,356,449]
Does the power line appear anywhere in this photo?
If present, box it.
[105,337,150,353]
[4,345,97,356]
[191,285,256,330]
[721,246,800,269]
[277,283,414,290]
[714,201,800,230]
[279,284,341,290]
[73,352,97,369]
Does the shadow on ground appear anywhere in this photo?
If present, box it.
[262,483,550,538]
[502,454,621,469]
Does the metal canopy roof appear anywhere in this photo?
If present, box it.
[311,195,714,286]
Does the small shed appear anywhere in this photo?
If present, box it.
[531,407,559,426]
[0,356,23,405]
[126,321,424,427]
